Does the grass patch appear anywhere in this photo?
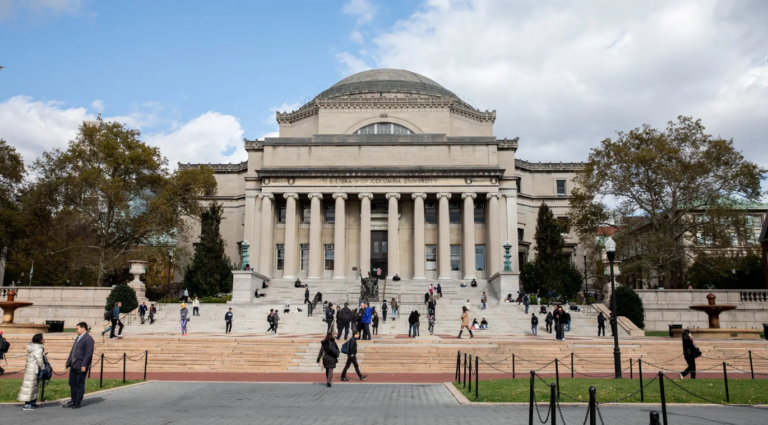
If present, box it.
[0,379,142,403]
[453,378,768,404]
[165,295,231,304]
[645,331,671,337]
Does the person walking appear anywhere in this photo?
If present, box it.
[180,303,190,336]
[523,293,530,314]
[360,302,372,340]
[225,308,233,334]
[63,322,93,409]
[109,302,123,340]
[414,310,420,337]
[138,302,147,324]
[18,334,46,410]
[458,306,474,339]
[266,309,275,335]
[553,308,562,341]
[437,283,442,299]
[316,333,340,388]
[381,300,388,323]
[337,302,353,340]
[340,330,367,382]
[325,303,336,334]
[390,297,398,320]
[183,288,189,303]
[192,297,200,317]
[545,311,553,334]
[609,312,616,337]
[0,330,7,375]
[429,284,434,297]
[148,303,156,324]
[680,330,700,379]
[481,292,487,310]
[536,290,541,306]
[304,286,310,304]
[372,312,379,336]
[408,311,417,337]
[428,314,435,335]
[531,313,538,336]
[563,308,571,335]
[597,311,606,337]
[272,310,280,335]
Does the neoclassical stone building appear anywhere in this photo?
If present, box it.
[180,69,583,283]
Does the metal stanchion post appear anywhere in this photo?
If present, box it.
[630,358,633,380]
[550,383,557,425]
[144,350,148,381]
[513,354,515,379]
[123,353,126,384]
[659,372,668,425]
[475,356,479,400]
[529,371,535,425]
[464,353,467,388]
[749,351,754,380]
[723,362,729,402]
[639,359,644,402]
[99,353,104,388]
[589,386,596,425]
[456,351,461,382]
[555,358,560,400]
[571,352,574,378]
[468,355,472,393]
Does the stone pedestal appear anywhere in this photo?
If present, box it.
[230,270,270,304]
[672,328,762,340]
[488,271,520,302]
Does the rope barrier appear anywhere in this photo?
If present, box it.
[725,363,768,376]
[534,372,588,404]
[702,352,749,361]
[532,392,552,423]
[664,378,768,407]
[599,376,658,404]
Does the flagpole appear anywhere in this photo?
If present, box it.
[29,259,33,286]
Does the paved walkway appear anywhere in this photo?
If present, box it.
[1,382,765,424]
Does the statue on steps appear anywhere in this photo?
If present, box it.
[360,272,379,302]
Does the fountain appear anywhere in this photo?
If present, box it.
[0,287,50,334]
[671,292,761,340]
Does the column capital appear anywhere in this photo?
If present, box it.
[332,193,348,200]
[436,193,452,200]
[307,193,324,199]
[461,193,477,200]
[358,193,374,200]
[259,193,275,199]
[499,187,517,198]
[385,193,401,200]
[283,193,299,200]
[411,193,427,200]
[486,193,502,199]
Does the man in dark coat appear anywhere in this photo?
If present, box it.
[597,312,606,337]
[340,330,367,381]
[325,303,335,333]
[64,322,94,408]
[304,286,310,304]
[337,303,354,340]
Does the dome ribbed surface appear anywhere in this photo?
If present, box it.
[317,69,461,102]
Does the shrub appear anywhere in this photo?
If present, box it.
[105,284,139,316]
[609,285,645,329]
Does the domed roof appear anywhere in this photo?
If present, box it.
[317,68,462,102]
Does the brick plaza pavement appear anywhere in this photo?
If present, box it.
[1,381,766,424]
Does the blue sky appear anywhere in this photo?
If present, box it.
[1,0,767,194]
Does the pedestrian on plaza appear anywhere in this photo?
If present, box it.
[138,302,147,324]
[609,312,616,337]
[272,310,280,335]
[381,300,388,323]
[325,303,335,334]
[392,274,401,281]
[350,308,358,335]
[680,330,700,379]
[109,302,124,340]
[471,278,477,287]
[408,311,417,337]
[437,283,442,299]
[340,330,367,382]
[458,306,474,339]
[390,297,398,320]
[335,305,341,335]
[531,313,538,336]
[553,308,561,340]
[481,292,487,310]
[564,308,571,333]
[560,307,570,340]
[304,286,310,304]
[429,284,434,297]
[180,303,190,336]
[361,302,372,340]
[480,318,488,330]
[192,297,200,317]
[523,293,530,314]
[597,312,605,337]
[372,312,379,336]
[414,310,420,337]
[317,333,340,388]
[18,333,46,410]
[225,308,233,334]
[183,288,189,303]
[428,314,435,335]
[0,330,7,375]
[149,303,156,324]
[267,309,275,334]
[536,290,541,306]
[337,302,353,340]
[545,311,553,334]
[427,297,436,317]
[548,290,555,306]
[63,322,93,409]
[472,318,479,329]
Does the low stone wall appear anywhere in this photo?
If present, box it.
[8,286,112,328]
[229,271,270,304]
[637,289,768,332]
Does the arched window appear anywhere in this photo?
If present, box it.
[355,122,413,135]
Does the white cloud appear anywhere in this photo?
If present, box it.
[349,29,364,44]
[0,0,85,21]
[90,99,105,113]
[342,0,377,25]
[335,0,768,177]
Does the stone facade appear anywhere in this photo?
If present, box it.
[179,69,584,284]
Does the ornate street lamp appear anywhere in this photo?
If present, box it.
[583,253,588,305]
[605,237,622,379]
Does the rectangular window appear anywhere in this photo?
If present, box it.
[556,180,567,196]
[301,203,311,223]
[324,244,334,271]
[516,177,521,193]
[425,245,437,271]
[518,252,526,266]
[450,245,461,271]
[449,202,461,223]
[475,245,486,271]
[300,244,309,270]
[518,228,524,242]
[425,203,437,224]
[382,241,387,253]
[277,202,287,223]
[276,244,285,270]
[325,202,335,223]
[474,201,485,223]
[374,242,379,253]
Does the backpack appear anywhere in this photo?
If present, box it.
[341,340,350,355]
[0,337,10,356]
[38,355,53,381]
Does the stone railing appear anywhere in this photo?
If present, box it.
[740,291,768,302]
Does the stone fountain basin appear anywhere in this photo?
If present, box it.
[689,305,737,313]
[0,301,34,308]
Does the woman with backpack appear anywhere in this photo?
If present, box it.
[180,303,190,336]
[679,330,700,379]
[19,333,46,410]
[316,333,340,388]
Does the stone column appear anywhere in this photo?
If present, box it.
[487,193,502,275]
[250,195,262,271]
[243,193,257,253]
[461,193,477,280]
[258,193,275,277]
[332,193,347,279]
[359,193,373,277]
[386,193,400,278]
[507,190,520,271]
[283,193,299,279]
[412,193,427,280]
[307,193,323,279]
[437,193,452,280]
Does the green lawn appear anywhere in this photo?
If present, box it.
[454,378,768,404]
[0,379,142,403]
[645,331,671,337]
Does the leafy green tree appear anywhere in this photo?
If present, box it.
[0,139,26,270]
[104,283,139,317]
[570,116,765,288]
[609,286,645,329]
[183,203,233,297]
[686,251,765,290]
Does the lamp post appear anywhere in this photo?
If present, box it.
[167,250,174,299]
[605,237,622,379]
[583,253,588,305]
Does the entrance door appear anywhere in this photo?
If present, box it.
[371,231,388,279]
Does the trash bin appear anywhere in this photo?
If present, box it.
[669,324,683,337]
[44,321,65,332]
[763,324,767,340]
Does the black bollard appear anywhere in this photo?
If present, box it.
[513,353,516,379]
[589,386,596,425]
[749,351,754,380]
[649,411,661,425]
[529,371,535,425]
[630,358,633,380]
[144,350,149,381]
[99,353,104,388]
[659,372,668,425]
[123,353,127,383]
[464,353,467,388]
[555,358,560,400]
[469,354,473,393]
[456,351,461,382]
[571,352,574,378]
[639,359,644,402]
[475,356,479,400]
[550,383,557,425]
[723,362,729,402]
